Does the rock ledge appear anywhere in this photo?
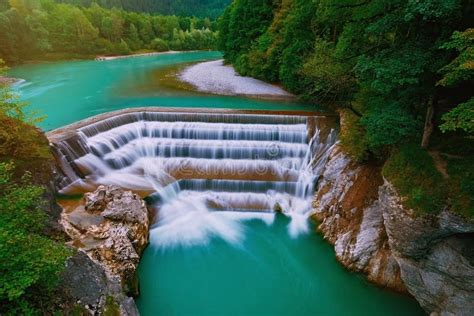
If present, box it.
[60,185,149,315]
[312,144,474,315]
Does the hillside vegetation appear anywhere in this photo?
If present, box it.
[0,60,72,315]
[55,0,232,18]
[0,0,218,64]
[218,0,473,218]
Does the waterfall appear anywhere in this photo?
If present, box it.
[52,111,336,247]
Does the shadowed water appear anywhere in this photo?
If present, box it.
[138,215,424,316]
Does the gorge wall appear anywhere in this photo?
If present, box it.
[313,144,474,315]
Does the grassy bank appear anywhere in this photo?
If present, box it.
[382,140,473,219]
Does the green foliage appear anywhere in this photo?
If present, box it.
[0,60,44,124]
[1,62,49,174]
[103,296,120,316]
[302,39,355,102]
[56,0,232,19]
[0,1,218,63]
[440,98,474,134]
[151,38,169,52]
[446,154,474,218]
[277,0,317,93]
[0,162,72,315]
[219,0,275,64]
[382,138,474,219]
[432,134,474,218]
[169,28,217,51]
[0,58,71,314]
[383,144,445,215]
[339,109,369,163]
[219,0,473,218]
[438,29,474,135]
[0,113,52,173]
[219,0,473,155]
[438,28,474,87]
[361,102,420,152]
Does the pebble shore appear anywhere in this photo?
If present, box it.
[179,59,292,97]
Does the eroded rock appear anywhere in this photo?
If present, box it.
[61,185,149,315]
[312,144,474,315]
[381,182,474,315]
[312,145,404,291]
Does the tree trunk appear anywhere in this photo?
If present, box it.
[421,97,435,149]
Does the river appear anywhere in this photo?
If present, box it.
[10,51,424,316]
[9,51,321,131]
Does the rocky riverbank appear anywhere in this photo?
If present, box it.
[179,59,294,99]
[0,76,20,85]
[312,144,474,315]
[95,50,184,61]
[59,185,150,315]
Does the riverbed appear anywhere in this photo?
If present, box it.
[10,51,424,315]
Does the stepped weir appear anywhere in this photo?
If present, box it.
[48,108,337,240]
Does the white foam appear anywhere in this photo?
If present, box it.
[57,113,337,245]
[149,191,245,250]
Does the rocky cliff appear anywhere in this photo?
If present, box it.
[60,185,150,315]
[312,144,474,315]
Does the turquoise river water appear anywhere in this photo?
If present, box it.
[10,51,424,315]
[10,51,321,131]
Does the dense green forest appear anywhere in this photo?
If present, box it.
[0,0,218,64]
[55,0,232,18]
[219,0,474,217]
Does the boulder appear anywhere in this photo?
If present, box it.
[381,182,474,315]
[60,185,149,314]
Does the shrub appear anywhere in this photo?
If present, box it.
[115,39,131,55]
[383,144,445,215]
[440,98,474,135]
[339,109,370,162]
[447,159,474,219]
[0,113,52,180]
[361,103,420,153]
[151,38,169,52]
[0,162,72,315]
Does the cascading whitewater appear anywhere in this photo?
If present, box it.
[52,111,336,247]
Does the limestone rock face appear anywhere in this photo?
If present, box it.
[312,145,405,291]
[312,144,474,315]
[380,183,474,316]
[61,185,149,315]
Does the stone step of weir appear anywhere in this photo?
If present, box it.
[46,109,336,196]
[178,179,302,195]
[95,138,308,165]
[82,121,309,147]
[147,191,307,212]
[74,156,303,183]
[78,112,309,137]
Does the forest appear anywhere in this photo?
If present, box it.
[0,0,218,64]
[54,0,232,18]
[219,0,474,218]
